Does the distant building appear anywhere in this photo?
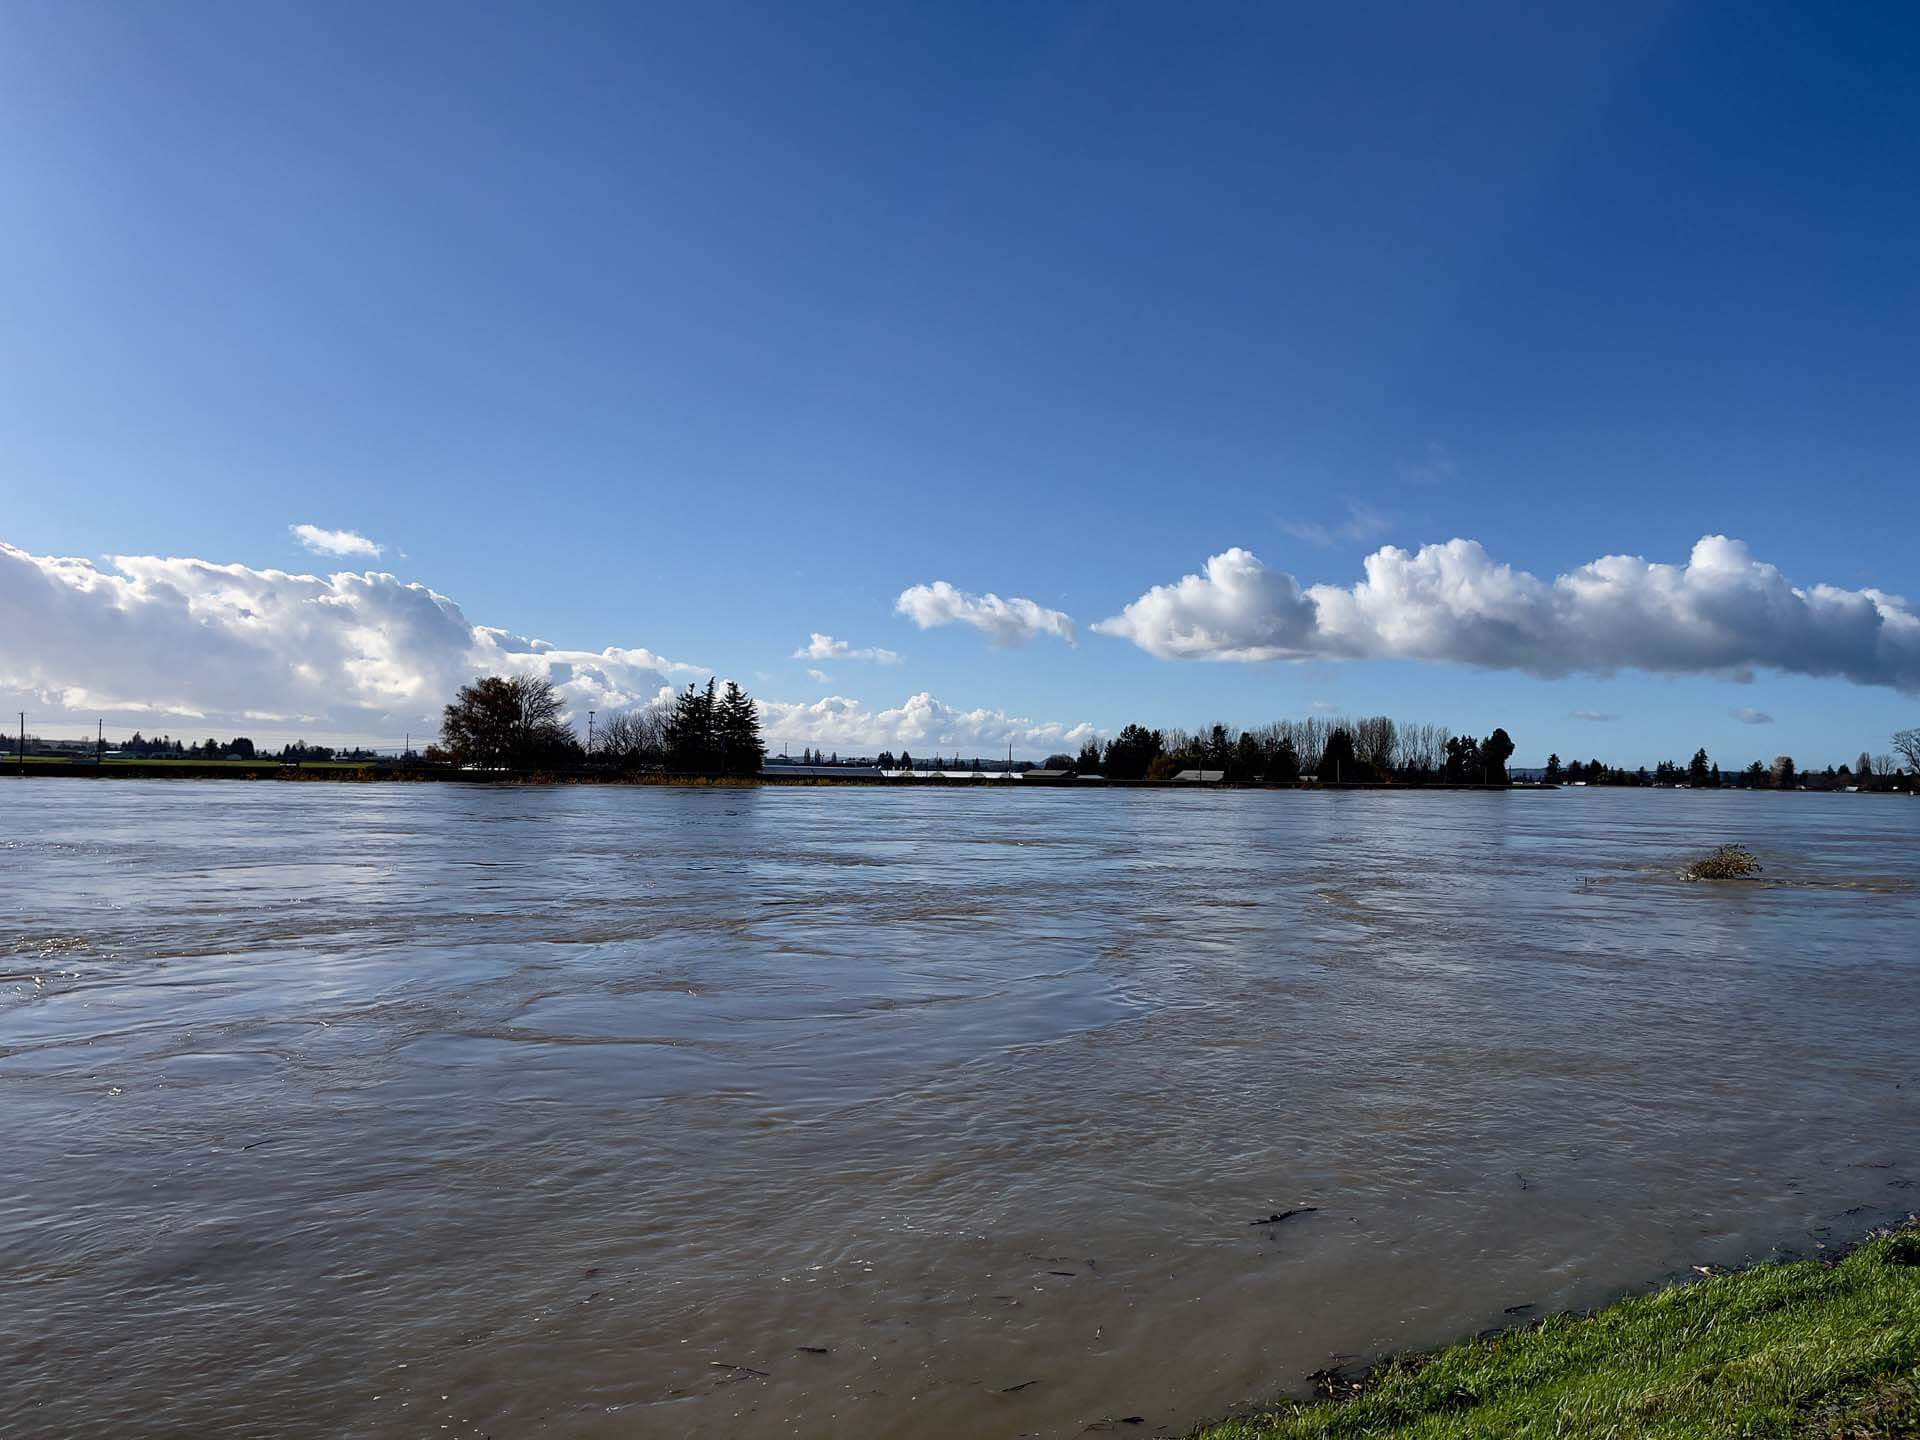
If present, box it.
[1171,769,1224,783]
[760,764,885,778]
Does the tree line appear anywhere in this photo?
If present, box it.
[1051,715,1519,783]
[1545,736,1919,791]
[117,732,378,761]
[431,674,765,776]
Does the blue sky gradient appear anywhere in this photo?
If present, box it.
[3,1,1916,764]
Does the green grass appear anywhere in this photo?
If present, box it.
[1195,1228,1920,1440]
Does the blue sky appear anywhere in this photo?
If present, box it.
[2,1,1917,764]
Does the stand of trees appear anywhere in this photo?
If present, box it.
[434,673,766,777]
[661,678,765,776]
[1078,714,1518,784]
[122,731,260,759]
[1555,745,1917,791]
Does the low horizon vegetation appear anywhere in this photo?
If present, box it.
[10,702,1918,789]
[430,674,766,777]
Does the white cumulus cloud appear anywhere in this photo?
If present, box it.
[290,523,384,558]
[1095,536,1920,691]
[757,691,1097,756]
[792,632,900,663]
[895,581,1076,647]
[1729,706,1776,725]
[0,541,689,739]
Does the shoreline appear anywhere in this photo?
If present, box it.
[1189,1218,1920,1438]
[0,761,1544,789]
[5,762,1912,794]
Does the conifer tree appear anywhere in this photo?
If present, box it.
[716,682,765,776]
[665,679,717,772]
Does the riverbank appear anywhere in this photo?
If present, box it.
[0,760,1540,788]
[1194,1222,1920,1439]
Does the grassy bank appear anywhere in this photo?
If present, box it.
[1196,1225,1920,1439]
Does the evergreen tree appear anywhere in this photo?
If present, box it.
[1481,728,1515,783]
[1270,734,1301,781]
[716,682,765,776]
[1231,731,1262,781]
[665,679,717,772]
[1444,734,1483,783]
[1688,748,1712,787]
[1208,724,1232,770]
[1320,728,1358,783]
[1102,724,1164,780]
[1544,752,1562,783]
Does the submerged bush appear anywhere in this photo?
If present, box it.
[1684,844,1762,881]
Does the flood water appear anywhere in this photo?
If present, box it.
[2,781,1916,1438]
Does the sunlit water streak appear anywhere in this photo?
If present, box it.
[1,782,1915,1437]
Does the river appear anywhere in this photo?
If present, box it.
[2,781,1915,1437]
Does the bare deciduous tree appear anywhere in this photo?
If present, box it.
[1893,728,1920,776]
[597,707,668,767]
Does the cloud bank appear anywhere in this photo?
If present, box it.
[1095,536,1920,691]
[896,581,1076,647]
[0,542,686,738]
[758,692,1098,755]
[792,632,900,663]
[0,541,1100,753]
[290,523,383,558]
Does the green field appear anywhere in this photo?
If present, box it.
[1195,1227,1920,1439]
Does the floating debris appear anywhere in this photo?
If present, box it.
[1250,1207,1319,1226]
[1683,844,1762,881]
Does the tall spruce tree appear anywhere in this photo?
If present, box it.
[716,682,765,776]
[665,679,717,772]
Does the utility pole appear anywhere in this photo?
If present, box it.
[18,712,24,775]
[96,718,103,763]
[587,710,595,757]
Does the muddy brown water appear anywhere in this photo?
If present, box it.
[2,781,1916,1438]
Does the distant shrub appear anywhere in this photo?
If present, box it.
[1684,844,1762,881]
